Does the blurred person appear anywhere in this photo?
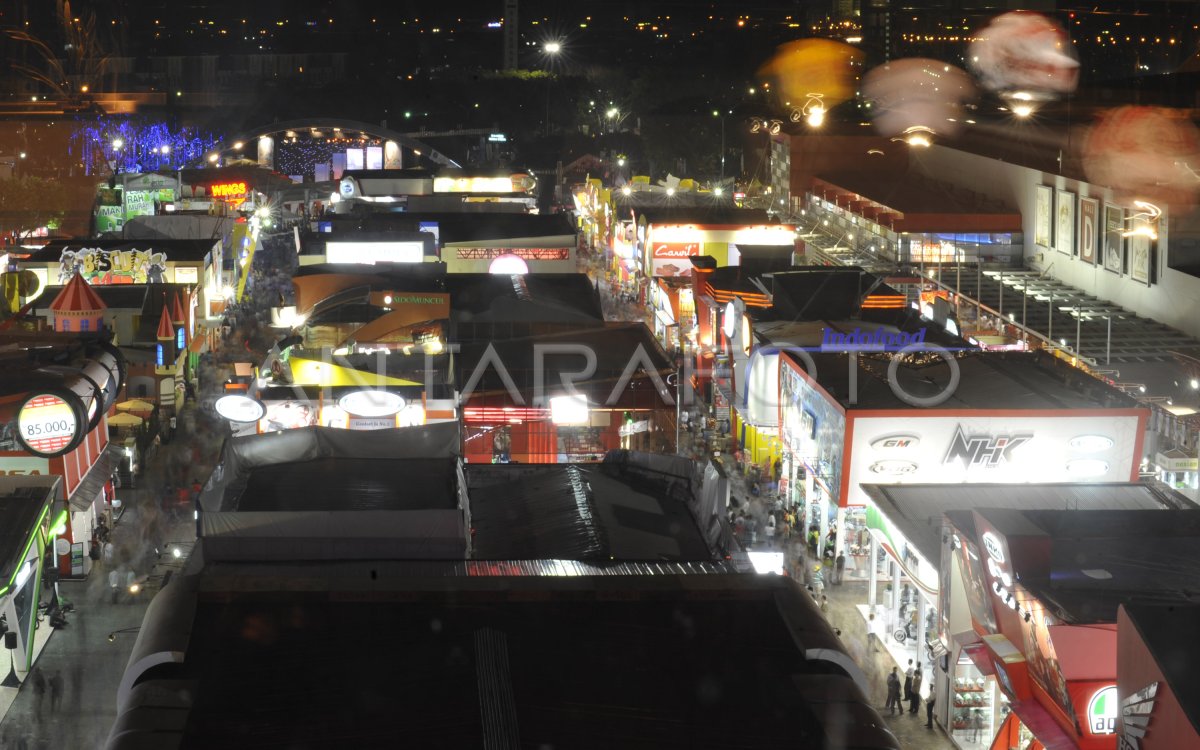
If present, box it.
[885,668,901,715]
[909,667,923,714]
[48,671,63,712]
[904,659,915,705]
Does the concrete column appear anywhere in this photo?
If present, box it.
[868,534,878,611]
[835,506,846,556]
[918,590,929,678]
[891,559,901,627]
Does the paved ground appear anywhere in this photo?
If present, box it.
[677,419,958,750]
[0,405,214,749]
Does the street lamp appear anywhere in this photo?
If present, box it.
[712,110,725,180]
[542,41,563,136]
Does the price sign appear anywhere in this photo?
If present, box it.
[18,394,79,456]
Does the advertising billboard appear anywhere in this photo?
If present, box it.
[326,241,425,265]
[649,242,699,277]
[58,246,168,285]
[842,411,1145,506]
[779,357,845,501]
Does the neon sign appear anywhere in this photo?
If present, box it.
[210,181,249,202]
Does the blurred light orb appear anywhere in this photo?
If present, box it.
[1082,106,1200,206]
[862,59,976,142]
[757,39,864,121]
[969,12,1078,102]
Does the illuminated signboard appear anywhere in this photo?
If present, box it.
[209,181,249,202]
[339,391,405,418]
[454,248,569,261]
[17,393,80,456]
[843,415,1142,506]
[174,266,199,284]
[59,247,167,285]
[214,394,266,423]
[433,176,515,194]
[1088,685,1119,735]
[650,242,700,277]
[326,241,425,265]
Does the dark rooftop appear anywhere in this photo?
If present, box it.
[32,284,148,312]
[317,212,574,244]
[780,349,1140,411]
[0,487,52,583]
[114,572,898,750]
[949,508,1200,624]
[467,463,714,562]
[234,457,458,512]
[813,171,1021,233]
[868,483,1181,567]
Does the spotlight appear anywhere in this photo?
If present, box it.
[107,633,117,643]
[172,547,182,559]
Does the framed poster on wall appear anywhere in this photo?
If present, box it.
[1079,198,1098,265]
[1035,185,1052,248]
[1103,205,1124,275]
[1055,190,1075,256]
[1128,230,1153,286]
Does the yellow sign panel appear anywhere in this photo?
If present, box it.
[288,358,420,388]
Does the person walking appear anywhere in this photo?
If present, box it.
[49,670,64,712]
[31,669,46,720]
[834,551,846,585]
[969,708,985,742]
[765,514,777,548]
[867,613,881,652]
[811,564,825,600]
[903,659,915,706]
[909,667,923,714]
[885,667,901,715]
[925,693,936,728]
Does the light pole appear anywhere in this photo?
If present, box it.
[543,42,562,136]
[712,110,725,181]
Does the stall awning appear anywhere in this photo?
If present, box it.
[189,330,208,354]
[68,445,120,511]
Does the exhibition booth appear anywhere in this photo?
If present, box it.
[936,504,1200,750]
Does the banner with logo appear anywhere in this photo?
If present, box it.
[649,242,699,277]
[842,412,1144,506]
[779,358,845,502]
[59,246,168,285]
